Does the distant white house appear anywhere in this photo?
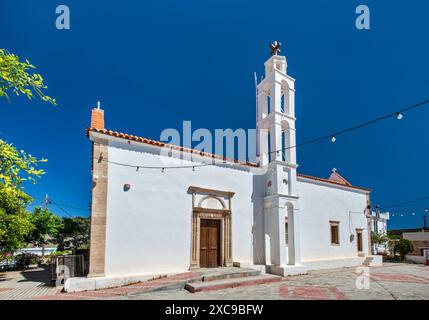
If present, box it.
[80,44,382,291]
[370,210,390,254]
[15,247,57,256]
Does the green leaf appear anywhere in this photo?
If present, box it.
[0,48,57,106]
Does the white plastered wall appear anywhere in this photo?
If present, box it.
[103,138,255,277]
[297,178,370,262]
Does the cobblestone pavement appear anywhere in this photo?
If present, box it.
[128,263,429,300]
[0,267,61,300]
[1,263,429,300]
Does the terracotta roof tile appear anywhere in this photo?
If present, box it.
[328,169,352,186]
[87,127,258,168]
[298,173,371,192]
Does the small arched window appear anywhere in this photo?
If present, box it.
[285,219,289,245]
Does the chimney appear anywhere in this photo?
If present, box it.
[91,101,104,130]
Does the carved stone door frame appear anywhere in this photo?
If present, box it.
[188,186,234,269]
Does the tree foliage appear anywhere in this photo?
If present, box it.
[0,139,46,258]
[394,238,414,260]
[0,49,56,105]
[55,216,90,251]
[0,204,33,254]
[0,49,54,260]
[15,252,40,267]
[0,139,46,188]
[27,207,63,249]
[371,231,388,245]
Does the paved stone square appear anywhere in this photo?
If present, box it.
[0,266,60,300]
[1,263,429,300]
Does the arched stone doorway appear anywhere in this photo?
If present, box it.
[188,186,234,269]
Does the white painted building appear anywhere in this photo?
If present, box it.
[370,210,390,254]
[15,247,57,256]
[83,45,380,288]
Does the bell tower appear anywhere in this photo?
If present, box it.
[256,41,298,197]
[257,42,305,275]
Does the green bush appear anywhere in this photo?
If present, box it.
[50,250,71,256]
[76,243,89,250]
[15,253,40,267]
[394,239,414,260]
[73,243,89,255]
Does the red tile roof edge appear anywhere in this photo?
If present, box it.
[328,171,352,186]
[86,127,259,168]
[298,173,371,192]
[87,127,371,192]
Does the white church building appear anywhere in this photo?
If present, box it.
[80,44,381,290]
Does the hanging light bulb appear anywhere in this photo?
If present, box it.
[162,168,165,173]
[192,166,195,172]
[400,214,404,217]
[392,214,395,217]
[136,166,140,172]
[396,112,403,120]
[412,212,415,215]
[331,136,336,143]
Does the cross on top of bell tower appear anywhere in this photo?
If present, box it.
[270,41,282,56]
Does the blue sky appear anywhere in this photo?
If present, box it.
[1,0,428,229]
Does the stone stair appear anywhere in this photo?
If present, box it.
[184,269,282,293]
[362,256,374,266]
[127,267,282,296]
[201,269,261,282]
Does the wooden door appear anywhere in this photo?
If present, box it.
[200,219,220,268]
[357,230,363,252]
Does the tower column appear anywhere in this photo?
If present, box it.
[264,204,287,266]
[258,128,269,166]
[285,126,297,165]
[288,88,295,118]
[287,206,301,265]
[270,80,282,113]
[258,91,268,119]
[275,205,288,266]
[270,123,283,162]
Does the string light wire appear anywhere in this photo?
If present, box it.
[28,99,429,214]
[381,195,429,210]
[93,98,429,170]
[268,98,429,156]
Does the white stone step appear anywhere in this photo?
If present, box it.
[185,274,282,293]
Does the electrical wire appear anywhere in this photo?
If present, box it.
[49,201,89,212]
[381,195,429,210]
[101,158,214,170]
[51,202,74,218]
[268,98,429,155]
[92,98,429,170]
[30,197,89,212]
[388,205,429,213]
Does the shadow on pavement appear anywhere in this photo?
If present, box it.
[0,273,7,282]
[18,265,53,287]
